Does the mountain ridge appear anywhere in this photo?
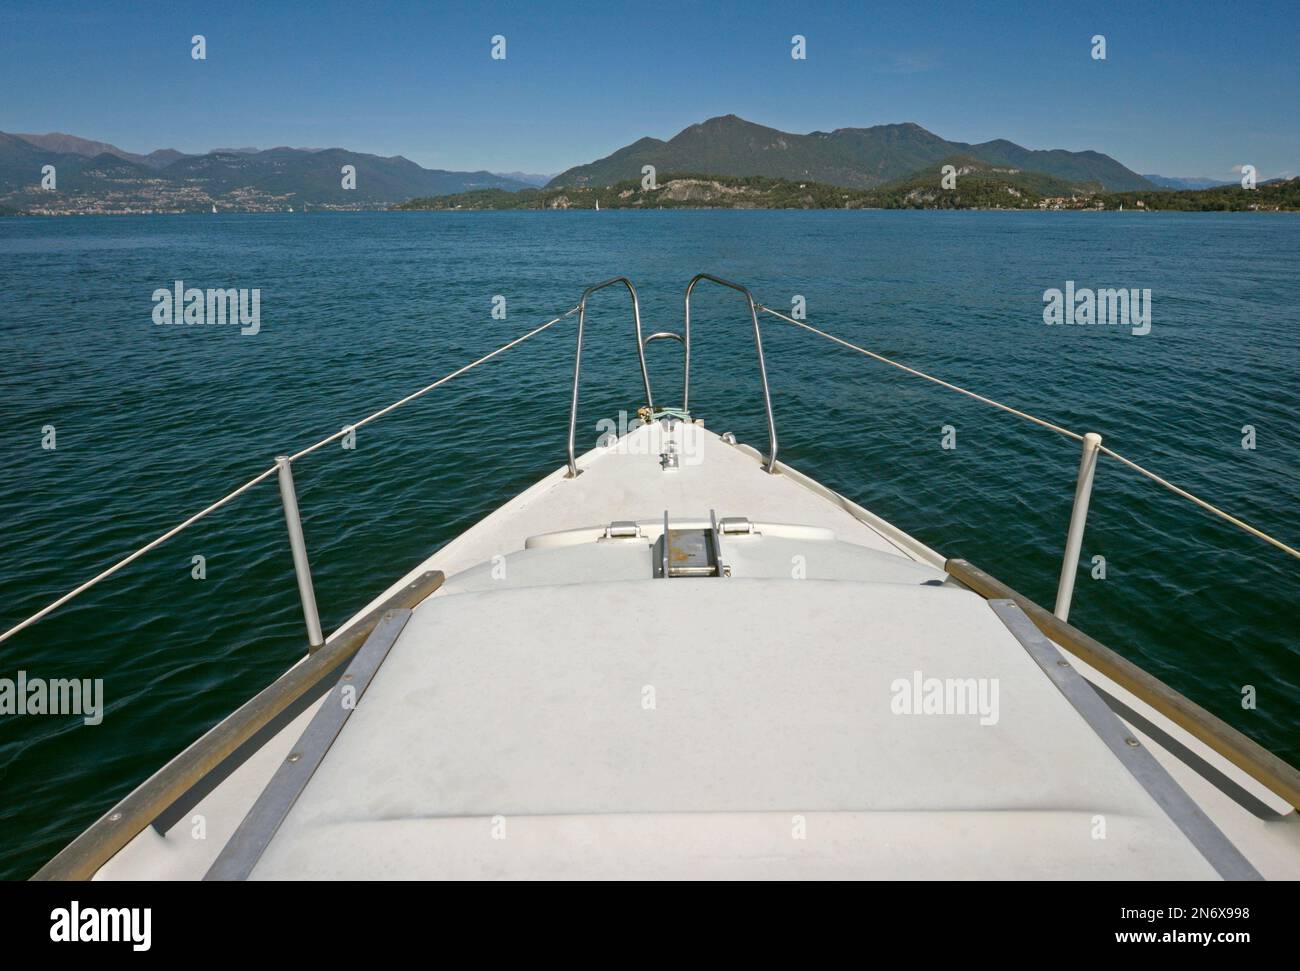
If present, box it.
[15,132,190,170]
[548,114,1155,191]
[1141,174,1235,190]
[0,132,530,211]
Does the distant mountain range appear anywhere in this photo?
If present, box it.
[548,115,1156,191]
[491,170,556,187]
[14,131,188,169]
[2,119,1273,215]
[0,131,530,212]
[1140,174,1235,190]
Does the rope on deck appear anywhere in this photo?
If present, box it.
[757,303,1299,562]
[0,306,580,647]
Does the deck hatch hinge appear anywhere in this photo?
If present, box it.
[710,509,730,578]
[719,517,754,535]
[604,521,642,539]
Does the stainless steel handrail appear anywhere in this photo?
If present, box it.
[683,273,779,472]
[566,277,655,477]
[640,328,688,412]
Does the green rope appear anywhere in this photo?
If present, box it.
[649,408,692,422]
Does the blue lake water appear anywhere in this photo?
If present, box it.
[0,210,1296,878]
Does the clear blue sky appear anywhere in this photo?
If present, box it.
[1,0,1296,179]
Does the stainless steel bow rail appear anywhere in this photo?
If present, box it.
[566,277,654,478]
[565,273,780,476]
[684,274,779,472]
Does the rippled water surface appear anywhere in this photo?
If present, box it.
[1,210,1296,878]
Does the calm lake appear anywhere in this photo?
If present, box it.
[1,210,1297,879]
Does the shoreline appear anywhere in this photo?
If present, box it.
[4,207,1296,217]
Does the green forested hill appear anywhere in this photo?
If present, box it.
[399,168,1299,213]
[1098,179,1300,211]
[546,115,1154,191]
